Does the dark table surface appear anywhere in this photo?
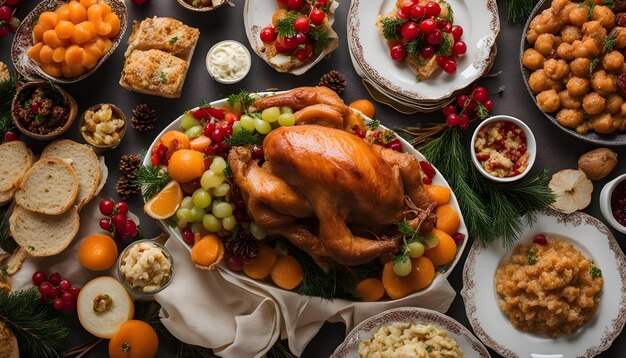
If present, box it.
[2,0,626,356]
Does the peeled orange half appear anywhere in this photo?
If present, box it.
[144,180,183,219]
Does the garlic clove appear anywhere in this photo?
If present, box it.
[549,169,593,214]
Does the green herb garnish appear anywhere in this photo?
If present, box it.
[603,32,616,53]
[476,103,490,120]
[425,344,433,353]
[526,248,538,265]
[589,58,600,77]
[275,11,300,38]
[132,165,172,200]
[367,119,380,130]
[381,17,405,40]
[170,36,179,44]
[160,72,167,84]
[585,0,594,20]
[605,0,615,9]
[223,128,262,147]
[438,0,453,22]
[405,40,421,57]
[308,27,334,55]
[227,90,254,113]
[591,263,602,279]
[223,163,232,179]
[28,245,35,251]
[167,217,178,228]
[436,34,452,56]
[34,114,45,124]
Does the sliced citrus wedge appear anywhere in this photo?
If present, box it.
[144,180,183,220]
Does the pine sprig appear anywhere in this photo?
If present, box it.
[223,129,262,147]
[0,288,69,358]
[308,27,334,55]
[381,17,405,40]
[0,209,17,254]
[436,34,452,56]
[132,165,172,200]
[603,32,617,53]
[0,75,20,133]
[276,11,300,38]
[227,90,254,114]
[506,0,540,24]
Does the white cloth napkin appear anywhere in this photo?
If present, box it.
[156,238,456,357]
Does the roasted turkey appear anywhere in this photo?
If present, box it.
[228,87,436,266]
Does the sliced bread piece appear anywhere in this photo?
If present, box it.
[0,189,15,206]
[9,205,79,257]
[0,141,34,192]
[42,139,101,210]
[15,158,78,215]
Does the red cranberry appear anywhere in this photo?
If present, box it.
[422,176,432,184]
[122,219,138,238]
[482,98,494,111]
[99,199,115,216]
[49,272,62,286]
[419,161,436,178]
[228,256,244,271]
[112,212,126,230]
[59,279,71,292]
[451,25,463,41]
[62,299,76,312]
[293,17,310,33]
[421,45,435,59]
[388,139,403,152]
[69,287,81,299]
[3,130,19,142]
[458,114,470,129]
[427,30,442,45]
[32,271,47,286]
[446,113,460,127]
[99,218,111,231]
[400,21,420,41]
[452,232,465,245]
[53,298,65,311]
[390,44,406,61]
[452,41,467,55]
[39,282,53,298]
[419,18,437,34]
[260,26,276,43]
[533,234,547,245]
[443,60,457,74]
[443,104,456,116]
[47,286,59,299]
[116,202,128,215]
[287,0,303,10]
[424,1,441,16]
[410,5,425,20]
[182,229,195,245]
[60,291,73,303]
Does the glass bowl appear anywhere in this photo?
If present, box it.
[116,239,174,297]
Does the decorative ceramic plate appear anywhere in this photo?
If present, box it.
[461,209,626,357]
[10,0,128,84]
[143,91,469,301]
[243,0,339,75]
[520,0,626,146]
[348,0,499,102]
[331,307,490,357]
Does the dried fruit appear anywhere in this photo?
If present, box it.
[549,169,593,214]
[577,148,617,181]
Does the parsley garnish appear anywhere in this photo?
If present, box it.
[585,0,594,21]
[381,17,405,40]
[28,245,35,251]
[170,36,178,44]
[589,58,600,76]
[309,27,334,55]
[439,0,453,22]
[34,114,45,124]
[160,72,167,84]
[276,11,300,38]
[605,0,615,9]
[227,90,254,113]
[167,217,178,228]
[425,344,433,353]
[405,40,421,57]
[591,263,602,279]
[223,128,262,146]
[367,119,380,130]
[223,163,232,178]
[526,248,538,265]
[436,34,452,56]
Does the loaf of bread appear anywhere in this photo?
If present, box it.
[15,158,78,215]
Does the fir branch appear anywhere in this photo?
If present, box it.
[589,58,600,76]
[584,0,594,20]
[405,40,421,57]
[439,0,453,23]
[381,17,405,40]
[132,165,172,200]
[227,90,254,114]
[436,34,452,56]
[309,27,334,55]
[276,11,300,38]
[603,32,616,53]
[367,119,380,130]
[0,288,69,358]
[223,129,262,146]
[0,209,17,254]
[506,0,540,24]
[0,75,20,133]
[604,0,615,9]
[476,103,490,120]
[267,340,297,358]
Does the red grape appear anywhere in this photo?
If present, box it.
[296,43,313,61]
[421,45,435,58]
[390,44,406,61]
[287,0,303,10]
[260,26,276,43]
[310,9,325,25]
[452,41,467,55]
[294,17,310,32]
[473,87,488,102]
[451,25,463,41]
[419,19,436,34]
[122,219,138,238]
[61,291,73,303]
[112,212,126,229]
[410,4,425,20]
[32,271,47,286]
[69,287,81,299]
[400,21,420,41]
[424,1,441,17]
[182,229,195,245]
[39,282,53,297]
[99,199,115,216]
[47,286,59,299]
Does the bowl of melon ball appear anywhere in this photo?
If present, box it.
[10,0,127,83]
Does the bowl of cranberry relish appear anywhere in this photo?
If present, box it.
[600,174,626,235]
[470,115,536,183]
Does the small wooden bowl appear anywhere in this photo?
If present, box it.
[11,80,77,141]
[176,0,234,13]
[79,103,127,151]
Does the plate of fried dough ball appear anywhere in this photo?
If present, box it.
[521,0,626,146]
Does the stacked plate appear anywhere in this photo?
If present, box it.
[347,0,500,114]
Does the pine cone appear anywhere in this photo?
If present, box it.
[319,70,347,95]
[116,175,140,200]
[131,104,156,132]
[227,232,259,260]
[119,154,142,179]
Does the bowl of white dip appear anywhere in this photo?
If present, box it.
[206,40,252,84]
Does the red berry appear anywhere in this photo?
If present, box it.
[310,9,325,25]
[62,299,76,312]
[315,0,328,7]
[443,60,457,74]
[421,45,435,58]
[422,176,432,184]
[116,202,128,215]
[419,18,437,34]
[5,0,19,6]
[397,7,409,20]
[458,114,470,129]
[59,279,71,292]
[282,36,298,50]
[53,298,65,311]
[99,199,115,216]
[438,20,451,33]
[296,43,313,61]
[446,113,460,127]
[49,272,62,286]
[69,287,81,299]
[3,130,19,142]
[443,104,456,116]
[388,139,403,152]
[274,39,290,53]
[419,161,436,178]
[99,218,111,231]
[251,145,264,159]
[390,44,406,61]
[48,286,59,299]
[39,282,53,297]
[295,32,308,44]
[452,232,465,245]
[354,127,367,138]
[287,0,303,10]
[61,291,73,302]
[424,1,441,16]
[227,256,244,271]
[473,87,488,102]
[452,41,467,55]
[410,5,425,20]
[0,24,8,37]
[203,121,216,137]
[436,55,448,67]
[260,26,276,43]
[112,212,126,229]
[457,95,469,107]
[182,229,194,245]
[0,6,11,21]
[150,155,160,166]
[122,219,138,238]
[294,17,310,32]
[427,29,442,44]
[464,98,477,111]
[451,25,463,41]
[211,127,225,143]
[8,16,19,32]
[482,98,494,111]
[400,21,420,41]
[32,271,47,286]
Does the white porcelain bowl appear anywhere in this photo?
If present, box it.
[600,174,626,235]
[470,115,537,183]
[205,40,251,84]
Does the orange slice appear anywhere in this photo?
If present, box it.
[143,180,183,219]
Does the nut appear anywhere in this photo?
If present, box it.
[577,148,618,181]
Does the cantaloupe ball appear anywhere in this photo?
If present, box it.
[43,30,65,48]
[38,12,59,27]
[65,45,83,68]
[26,42,44,62]
[71,21,96,44]
[95,21,112,36]
[41,62,62,77]
[103,38,112,53]
[87,4,103,22]
[56,4,71,21]
[33,24,51,42]
[55,20,75,40]
[81,51,98,69]
[83,40,103,58]
[103,13,119,38]
[79,0,97,8]
[100,3,112,16]
[52,47,66,63]
[38,45,54,64]
[68,1,87,24]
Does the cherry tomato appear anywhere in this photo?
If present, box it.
[310,9,325,25]
[315,0,328,7]
[419,18,437,34]
[282,36,298,50]
[452,40,467,55]
[473,87,488,102]
[294,17,310,32]
[390,44,406,61]
[400,22,420,41]
[397,7,409,20]
[0,6,11,21]
[482,98,494,111]
[296,43,313,61]
[451,25,463,41]
[287,0,303,10]
[436,55,449,67]
[425,1,441,17]
[410,4,425,20]
[421,45,435,58]
[427,29,442,44]
[295,32,308,44]
[274,40,290,53]
[260,26,276,43]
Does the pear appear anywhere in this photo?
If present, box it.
[77,277,134,339]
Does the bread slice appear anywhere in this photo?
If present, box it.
[126,17,199,57]
[0,321,19,358]
[0,141,34,192]
[42,139,101,210]
[0,189,15,206]
[15,158,78,215]
[120,49,189,98]
[9,205,79,257]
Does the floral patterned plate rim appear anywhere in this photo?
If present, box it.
[330,307,490,357]
[461,209,626,357]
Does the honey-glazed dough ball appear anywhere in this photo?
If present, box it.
[537,89,561,112]
[591,70,615,96]
[556,108,584,128]
[550,0,569,13]
[593,5,616,29]
[570,57,591,77]
[621,101,626,116]
[561,25,581,44]
[572,38,601,58]
[527,29,540,45]
[566,76,591,96]
[556,42,575,61]
[569,6,589,26]
[605,93,623,114]
[522,48,545,70]
[614,114,626,131]
[603,50,624,72]
[557,3,577,24]
[590,113,616,133]
[559,90,582,109]
[576,121,593,134]
[535,33,556,56]
[544,58,570,80]
[582,92,606,114]
[529,69,554,93]
[615,28,626,49]
[530,9,562,35]
[582,21,607,43]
